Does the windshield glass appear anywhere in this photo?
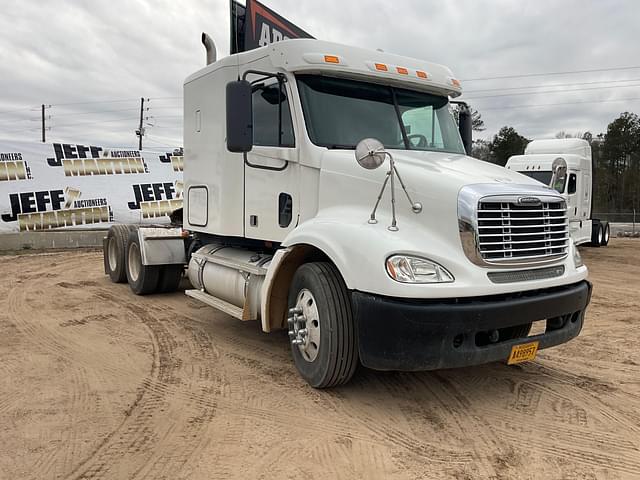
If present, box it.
[518,170,566,193]
[296,74,465,154]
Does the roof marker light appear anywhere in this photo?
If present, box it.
[324,55,340,64]
[450,78,461,88]
[375,63,388,72]
[416,70,429,79]
[396,67,408,75]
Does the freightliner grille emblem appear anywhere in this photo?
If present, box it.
[517,196,542,206]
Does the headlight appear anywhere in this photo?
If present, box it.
[386,255,454,283]
[573,246,584,268]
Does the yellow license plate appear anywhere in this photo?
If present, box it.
[508,341,539,365]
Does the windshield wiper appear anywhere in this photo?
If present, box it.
[324,144,355,150]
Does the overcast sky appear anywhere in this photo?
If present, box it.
[1,0,639,149]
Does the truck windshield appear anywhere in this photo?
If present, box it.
[296,74,465,154]
[519,170,556,189]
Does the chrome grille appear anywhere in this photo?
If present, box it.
[476,199,568,265]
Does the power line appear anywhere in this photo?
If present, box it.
[51,116,140,128]
[481,96,640,111]
[461,65,640,82]
[53,107,141,117]
[464,77,640,94]
[145,136,180,148]
[51,98,141,107]
[0,106,36,116]
[465,82,640,100]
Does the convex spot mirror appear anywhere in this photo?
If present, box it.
[255,83,286,105]
[226,80,253,153]
[355,138,386,170]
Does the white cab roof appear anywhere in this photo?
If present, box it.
[186,39,462,98]
[507,153,589,172]
[525,138,590,157]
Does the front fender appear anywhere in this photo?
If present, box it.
[280,209,461,296]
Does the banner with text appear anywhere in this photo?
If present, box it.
[0,141,183,233]
[230,0,313,54]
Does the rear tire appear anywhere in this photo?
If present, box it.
[105,225,135,283]
[125,230,160,295]
[590,222,602,248]
[601,222,610,246]
[157,265,183,293]
[287,262,358,388]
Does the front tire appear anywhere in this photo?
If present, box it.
[125,230,160,295]
[287,262,358,388]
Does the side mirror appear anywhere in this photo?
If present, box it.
[457,105,473,156]
[226,80,253,153]
[550,157,568,192]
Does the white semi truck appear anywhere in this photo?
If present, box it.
[506,138,610,247]
[103,36,592,388]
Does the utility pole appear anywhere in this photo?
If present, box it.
[137,97,145,150]
[41,104,46,143]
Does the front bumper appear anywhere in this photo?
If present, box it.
[352,280,592,371]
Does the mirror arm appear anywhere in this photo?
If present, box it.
[242,70,287,85]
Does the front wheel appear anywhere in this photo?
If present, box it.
[287,262,358,388]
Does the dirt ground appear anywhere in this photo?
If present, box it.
[0,240,638,480]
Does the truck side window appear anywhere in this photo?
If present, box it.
[252,82,295,148]
[567,173,577,194]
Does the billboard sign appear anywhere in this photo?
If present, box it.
[230,0,313,54]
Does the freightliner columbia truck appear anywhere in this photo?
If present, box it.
[103,36,592,388]
[506,138,610,247]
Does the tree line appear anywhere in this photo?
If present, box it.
[467,110,640,217]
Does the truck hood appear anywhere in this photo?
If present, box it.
[321,149,542,191]
[316,148,556,253]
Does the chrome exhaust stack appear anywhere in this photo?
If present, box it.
[201,32,217,65]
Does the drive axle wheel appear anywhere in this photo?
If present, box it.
[590,222,602,248]
[287,262,358,388]
[601,222,610,246]
[125,230,160,295]
[105,225,138,283]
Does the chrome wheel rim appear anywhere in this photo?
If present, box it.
[291,288,321,362]
[108,237,118,272]
[128,242,141,282]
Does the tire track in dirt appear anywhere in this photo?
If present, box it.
[67,291,224,480]
[3,255,102,480]
[1,254,224,480]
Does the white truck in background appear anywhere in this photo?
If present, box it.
[102,35,592,388]
[506,138,610,247]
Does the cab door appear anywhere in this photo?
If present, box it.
[243,77,299,242]
[566,171,580,236]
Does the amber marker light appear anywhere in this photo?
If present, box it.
[375,63,388,72]
[324,55,340,64]
[396,67,409,75]
[416,70,429,79]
